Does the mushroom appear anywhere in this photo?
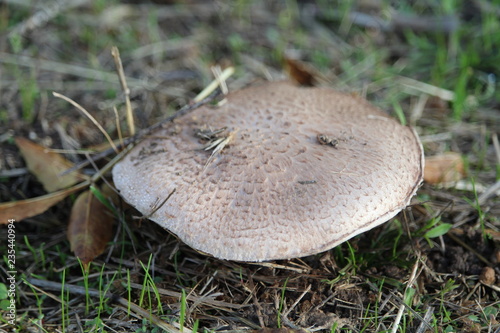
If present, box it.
[112,82,424,262]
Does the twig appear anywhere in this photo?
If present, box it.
[246,273,265,328]
[409,94,428,125]
[211,65,230,96]
[415,306,435,333]
[390,260,420,333]
[194,67,234,102]
[398,76,455,101]
[113,106,124,147]
[134,188,176,220]
[281,284,312,322]
[492,133,500,165]
[111,46,135,136]
[477,179,500,204]
[246,261,309,274]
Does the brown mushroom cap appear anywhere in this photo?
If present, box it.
[112,82,424,261]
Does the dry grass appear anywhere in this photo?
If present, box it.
[1,1,499,332]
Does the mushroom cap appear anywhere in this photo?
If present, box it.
[113,82,424,262]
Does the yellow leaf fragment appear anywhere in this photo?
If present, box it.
[0,182,87,223]
[424,152,465,184]
[15,137,87,192]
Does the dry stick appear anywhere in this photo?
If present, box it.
[493,133,500,165]
[247,261,309,274]
[390,259,422,333]
[477,179,500,204]
[280,284,311,327]
[245,272,266,328]
[474,133,500,203]
[26,278,185,333]
[409,93,428,125]
[415,306,435,333]
[113,106,124,147]
[193,66,234,102]
[61,90,221,176]
[211,65,230,96]
[111,46,135,136]
[134,188,177,220]
[398,76,455,101]
[365,280,433,332]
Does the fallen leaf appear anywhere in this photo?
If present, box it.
[424,152,465,184]
[67,189,115,266]
[15,137,88,192]
[0,182,88,223]
[283,56,316,86]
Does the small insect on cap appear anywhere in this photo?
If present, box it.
[112,82,424,262]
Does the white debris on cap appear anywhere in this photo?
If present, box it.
[112,81,424,262]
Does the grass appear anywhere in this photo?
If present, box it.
[179,289,186,332]
[1,0,499,332]
[138,255,163,316]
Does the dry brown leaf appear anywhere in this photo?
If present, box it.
[67,190,114,266]
[283,56,316,86]
[424,152,465,184]
[0,182,88,223]
[15,137,88,192]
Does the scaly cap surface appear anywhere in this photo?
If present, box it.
[113,82,424,261]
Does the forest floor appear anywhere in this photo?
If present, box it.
[0,1,499,332]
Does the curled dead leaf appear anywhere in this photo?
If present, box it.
[67,189,115,267]
[424,152,465,184]
[0,182,88,223]
[15,137,88,192]
[283,56,317,86]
